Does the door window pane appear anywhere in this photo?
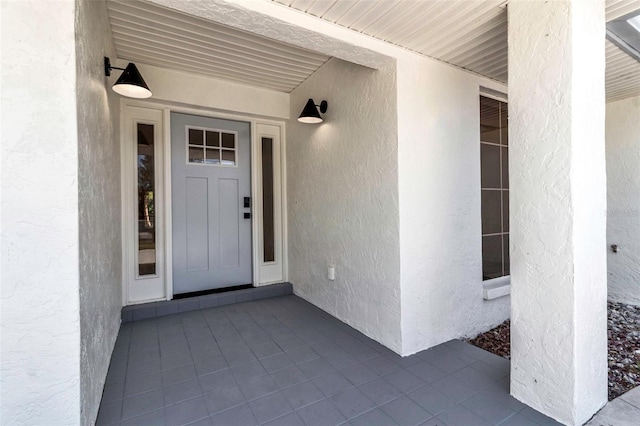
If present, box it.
[189,128,203,145]
[189,147,204,163]
[206,131,220,147]
[137,123,156,276]
[221,150,236,166]
[187,126,237,167]
[262,137,275,262]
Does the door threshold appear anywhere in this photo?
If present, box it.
[122,282,292,322]
[173,284,253,300]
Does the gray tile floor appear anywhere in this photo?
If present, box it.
[97,295,561,426]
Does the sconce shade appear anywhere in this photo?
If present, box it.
[298,98,327,123]
[112,63,152,99]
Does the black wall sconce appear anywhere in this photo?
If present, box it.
[298,98,328,124]
[104,57,152,99]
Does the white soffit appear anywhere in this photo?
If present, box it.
[106,0,329,93]
[274,0,509,82]
[274,0,640,101]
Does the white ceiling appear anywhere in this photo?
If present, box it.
[106,0,330,92]
[273,0,640,101]
[107,0,640,100]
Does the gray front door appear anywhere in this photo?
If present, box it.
[171,112,252,294]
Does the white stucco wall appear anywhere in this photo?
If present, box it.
[287,58,402,353]
[509,1,607,424]
[396,55,510,355]
[115,61,290,120]
[606,95,640,306]
[75,0,123,424]
[1,1,81,424]
[151,0,512,356]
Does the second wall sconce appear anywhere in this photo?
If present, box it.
[104,57,152,99]
[298,98,328,124]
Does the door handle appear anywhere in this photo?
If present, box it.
[244,197,251,208]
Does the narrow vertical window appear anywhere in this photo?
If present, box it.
[137,123,156,276]
[480,96,509,280]
[262,137,275,262]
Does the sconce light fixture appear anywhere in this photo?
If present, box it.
[298,98,328,124]
[104,57,152,99]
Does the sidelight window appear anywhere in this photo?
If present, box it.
[480,95,509,280]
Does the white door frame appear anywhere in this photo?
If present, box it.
[121,99,288,305]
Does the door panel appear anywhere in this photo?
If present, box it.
[171,112,252,294]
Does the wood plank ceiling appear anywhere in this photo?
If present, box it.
[107,0,640,100]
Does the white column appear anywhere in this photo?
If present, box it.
[508,1,607,425]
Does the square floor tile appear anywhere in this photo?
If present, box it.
[329,387,375,419]
[210,403,257,426]
[198,368,236,394]
[296,399,347,426]
[263,411,304,426]
[249,392,293,424]
[520,406,564,425]
[406,385,455,416]
[164,395,209,426]
[238,374,280,401]
[349,408,398,426]
[281,381,325,410]
[124,372,163,397]
[232,360,267,382]
[380,396,432,426]
[339,363,379,386]
[298,358,335,379]
[194,355,229,376]
[430,375,478,403]
[358,378,403,406]
[261,353,294,373]
[363,356,403,376]
[384,369,426,394]
[203,384,245,415]
[120,408,165,426]
[461,392,515,424]
[122,389,165,420]
[164,378,203,406]
[96,400,122,425]
[253,342,283,359]
[436,404,491,426]
[285,346,319,364]
[312,371,353,397]
[162,364,198,388]
[405,361,448,384]
[271,366,308,389]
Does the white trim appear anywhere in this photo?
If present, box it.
[121,104,167,305]
[120,99,287,303]
[162,108,173,299]
[255,124,286,284]
[483,276,511,300]
[479,86,508,103]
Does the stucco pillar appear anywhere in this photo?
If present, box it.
[508,1,607,425]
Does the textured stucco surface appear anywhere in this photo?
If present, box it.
[76,0,123,424]
[606,95,640,306]
[121,62,290,119]
[287,58,402,353]
[0,0,81,424]
[396,54,510,355]
[509,1,607,424]
[152,0,512,356]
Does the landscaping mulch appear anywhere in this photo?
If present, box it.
[467,301,640,401]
